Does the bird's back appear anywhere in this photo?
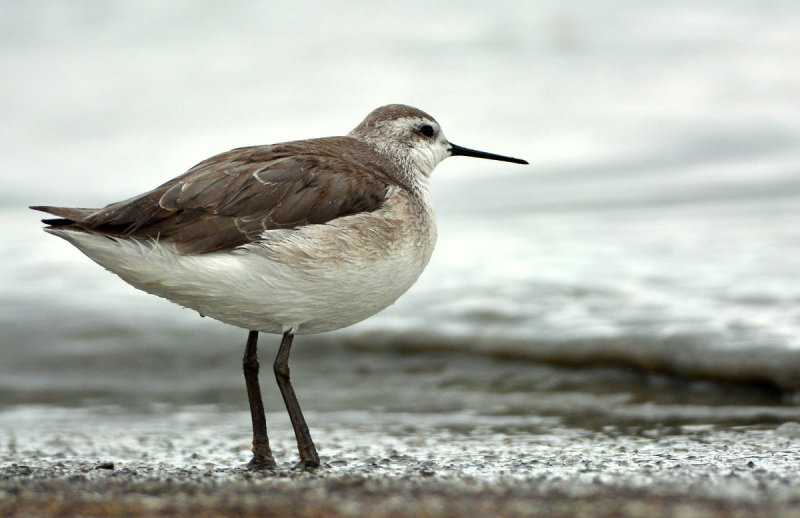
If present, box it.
[33,136,437,334]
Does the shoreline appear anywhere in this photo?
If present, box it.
[3,406,800,517]
[3,463,800,518]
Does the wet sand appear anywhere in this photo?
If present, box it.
[2,462,800,518]
[2,406,800,517]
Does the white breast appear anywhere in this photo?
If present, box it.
[48,187,437,335]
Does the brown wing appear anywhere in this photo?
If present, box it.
[32,137,395,254]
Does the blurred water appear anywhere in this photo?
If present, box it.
[1,1,800,435]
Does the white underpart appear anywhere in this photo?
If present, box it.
[47,188,437,335]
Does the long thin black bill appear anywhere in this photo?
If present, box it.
[449,143,528,165]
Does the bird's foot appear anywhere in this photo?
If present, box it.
[247,454,278,470]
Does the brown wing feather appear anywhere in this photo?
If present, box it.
[32,137,397,254]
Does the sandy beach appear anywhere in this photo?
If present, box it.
[4,2,800,517]
[2,405,800,518]
[3,461,800,518]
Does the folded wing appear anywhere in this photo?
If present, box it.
[32,137,393,254]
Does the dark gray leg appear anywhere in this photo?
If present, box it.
[242,330,276,469]
[274,330,320,469]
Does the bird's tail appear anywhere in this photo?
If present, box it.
[30,205,97,226]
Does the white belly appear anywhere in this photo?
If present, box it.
[48,192,437,335]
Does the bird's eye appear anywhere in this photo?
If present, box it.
[419,124,435,138]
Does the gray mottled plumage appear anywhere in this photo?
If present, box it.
[32,137,399,255]
[31,104,528,470]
